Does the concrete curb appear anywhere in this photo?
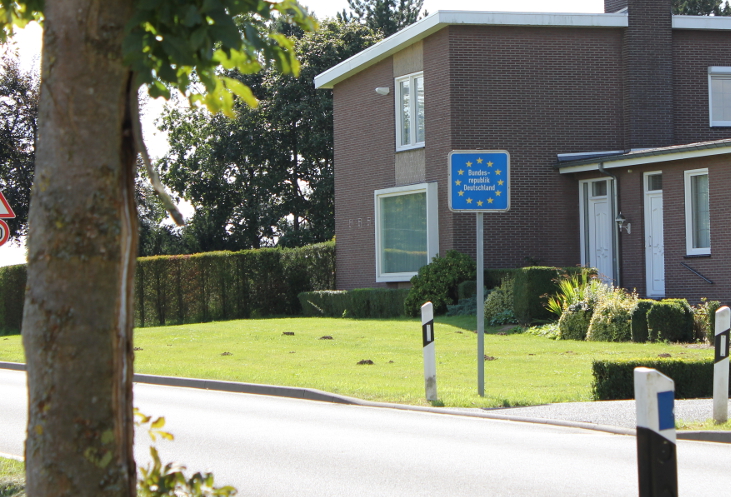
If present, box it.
[1,361,727,443]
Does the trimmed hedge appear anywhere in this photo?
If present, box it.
[403,250,475,317]
[647,300,694,343]
[135,242,335,326]
[298,288,409,318]
[0,264,26,334]
[630,299,655,343]
[513,266,590,324]
[591,358,727,400]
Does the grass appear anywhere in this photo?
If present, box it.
[0,316,714,408]
[0,458,24,497]
[676,419,731,431]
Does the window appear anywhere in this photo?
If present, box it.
[374,183,438,282]
[684,168,710,256]
[709,67,731,127]
[395,72,425,151]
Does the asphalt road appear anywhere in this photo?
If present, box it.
[2,369,730,496]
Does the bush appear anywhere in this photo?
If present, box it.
[630,299,656,343]
[484,276,514,323]
[586,288,637,342]
[693,298,721,343]
[591,358,725,400]
[298,289,409,318]
[457,280,477,300]
[0,264,26,334]
[404,250,476,316]
[646,300,693,343]
[513,266,591,324]
[558,302,593,340]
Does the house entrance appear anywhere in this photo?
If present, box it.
[644,172,665,297]
[580,178,615,284]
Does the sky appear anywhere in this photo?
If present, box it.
[0,0,606,267]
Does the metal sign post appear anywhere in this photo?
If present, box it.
[714,306,730,423]
[448,150,510,397]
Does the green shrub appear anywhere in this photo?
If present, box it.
[586,288,637,342]
[489,309,517,325]
[446,297,477,317]
[484,269,519,289]
[484,276,514,322]
[298,289,409,318]
[0,264,26,335]
[404,250,476,316]
[630,299,656,343]
[513,267,563,324]
[558,302,593,340]
[457,280,477,300]
[646,300,693,343]
[591,358,724,400]
[693,298,721,343]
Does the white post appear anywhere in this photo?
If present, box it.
[421,302,437,401]
[634,367,677,497]
[476,212,484,397]
[714,306,730,424]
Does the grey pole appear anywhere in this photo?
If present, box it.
[477,212,484,397]
[421,302,437,401]
[634,367,677,497]
[714,306,730,423]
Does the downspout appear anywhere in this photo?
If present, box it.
[598,162,621,287]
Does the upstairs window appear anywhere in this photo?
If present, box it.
[395,72,425,151]
[709,67,731,127]
[684,168,710,256]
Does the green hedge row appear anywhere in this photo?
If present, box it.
[513,267,593,324]
[135,242,335,326]
[0,264,26,334]
[0,242,335,331]
[591,358,728,400]
[298,288,409,318]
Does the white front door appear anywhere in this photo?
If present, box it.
[580,179,615,284]
[644,172,665,297]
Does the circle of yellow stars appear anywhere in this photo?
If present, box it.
[454,155,505,207]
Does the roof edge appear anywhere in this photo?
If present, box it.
[314,11,628,90]
[672,14,731,31]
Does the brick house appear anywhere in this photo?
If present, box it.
[314,0,731,303]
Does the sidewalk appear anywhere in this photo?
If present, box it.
[2,361,729,443]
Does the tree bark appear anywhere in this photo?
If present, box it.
[22,0,138,495]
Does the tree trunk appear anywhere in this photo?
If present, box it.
[22,0,138,495]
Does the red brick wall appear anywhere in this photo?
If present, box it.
[673,30,731,144]
[333,58,395,290]
[446,25,624,268]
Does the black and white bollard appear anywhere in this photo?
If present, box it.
[634,367,677,497]
[421,302,437,401]
[714,306,730,424]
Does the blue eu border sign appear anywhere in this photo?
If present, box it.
[448,150,510,212]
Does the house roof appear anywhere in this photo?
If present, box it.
[556,138,731,174]
[314,11,731,90]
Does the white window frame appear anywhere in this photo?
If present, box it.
[374,182,438,282]
[708,67,731,127]
[395,71,425,152]
[684,168,711,256]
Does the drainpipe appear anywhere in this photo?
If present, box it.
[598,162,621,287]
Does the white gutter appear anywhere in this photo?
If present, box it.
[558,144,731,174]
[314,11,628,89]
[672,14,731,31]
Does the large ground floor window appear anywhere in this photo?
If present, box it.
[374,183,439,282]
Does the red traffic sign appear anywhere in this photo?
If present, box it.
[0,220,8,247]
[0,191,15,219]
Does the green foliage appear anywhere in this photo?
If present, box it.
[0,0,43,41]
[523,322,561,340]
[558,303,593,341]
[298,288,408,318]
[160,20,381,250]
[647,300,693,343]
[403,250,476,317]
[513,267,589,324]
[135,410,236,497]
[672,0,731,15]
[457,280,477,301]
[484,276,514,323]
[630,299,656,343]
[0,52,38,241]
[337,0,427,36]
[0,264,25,335]
[591,358,724,400]
[135,242,335,326]
[545,271,599,318]
[0,456,24,497]
[585,288,637,342]
[692,298,721,343]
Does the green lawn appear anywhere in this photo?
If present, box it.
[0,316,714,408]
[0,458,24,497]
